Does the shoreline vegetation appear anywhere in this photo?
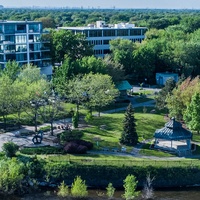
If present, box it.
[1,93,200,197]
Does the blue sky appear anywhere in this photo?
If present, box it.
[1,0,200,9]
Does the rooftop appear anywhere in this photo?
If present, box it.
[58,20,146,30]
[154,118,192,140]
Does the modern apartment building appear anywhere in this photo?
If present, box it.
[0,20,52,76]
[58,21,147,57]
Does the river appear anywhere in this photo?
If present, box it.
[1,188,200,200]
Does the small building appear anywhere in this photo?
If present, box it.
[156,72,178,85]
[154,117,192,156]
[116,80,132,96]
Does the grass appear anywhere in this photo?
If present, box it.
[135,97,154,103]
[139,143,175,157]
[38,153,200,168]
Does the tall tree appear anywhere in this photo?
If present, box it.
[120,103,138,145]
[50,29,93,64]
[184,92,200,134]
[83,73,119,116]
[110,38,136,76]
[18,65,50,132]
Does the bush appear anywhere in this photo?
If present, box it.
[64,142,88,154]
[20,146,64,155]
[85,111,93,123]
[57,181,69,197]
[2,142,19,157]
[71,176,88,198]
[123,174,140,200]
[71,139,93,150]
[106,182,115,199]
[59,130,83,143]
[0,158,26,194]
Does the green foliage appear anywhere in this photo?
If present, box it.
[106,182,115,199]
[84,111,93,123]
[72,112,79,128]
[57,181,69,197]
[156,78,176,110]
[120,103,138,145]
[123,174,139,200]
[59,130,83,143]
[20,146,64,155]
[0,158,25,194]
[71,176,88,198]
[2,142,19,157]
[184,92,200,133]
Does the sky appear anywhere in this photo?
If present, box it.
[1,0,200,9]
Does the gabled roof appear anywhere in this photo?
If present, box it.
[116,80,132,91]
[154,117,192,140]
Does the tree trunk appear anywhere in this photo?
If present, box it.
[34,112,37,132]
[3,114,7,130]
[50,121,54,136]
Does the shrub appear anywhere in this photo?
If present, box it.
[59,130,83,143]
[0,158,25,194]
[85,111,93,123]
[64,142,88,154]
[20,146,64,155]
[71,139,93,150]
[106,182,115,199]
[2,142,19,157]
[71,176,88,198]
[122,174,140,200]
[57,181,69,197]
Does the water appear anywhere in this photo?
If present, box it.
[1,188,200,200]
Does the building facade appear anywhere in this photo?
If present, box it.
[58,21,147,57]
[0,21,52,76]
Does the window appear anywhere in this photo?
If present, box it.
[130,29,141,36]
[6,54,16,61]
[116,29,128,36]
[16,45,27,52]
[15,35,26,44]
[103,40,109,44]
[4,24,15,34]
[16,24,26,33]
[89,30,102,37]
[103,49,110,54]
[29,24,40,32]
[16,53,27,61]
[103,30,115,37]
[5,35,15,43]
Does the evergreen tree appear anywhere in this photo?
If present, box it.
[120,103,138,145]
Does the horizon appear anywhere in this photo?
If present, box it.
[1,0,200,10]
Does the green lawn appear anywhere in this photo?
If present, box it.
[139,143,175,157]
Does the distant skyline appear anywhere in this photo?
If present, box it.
[1,0,200,9]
